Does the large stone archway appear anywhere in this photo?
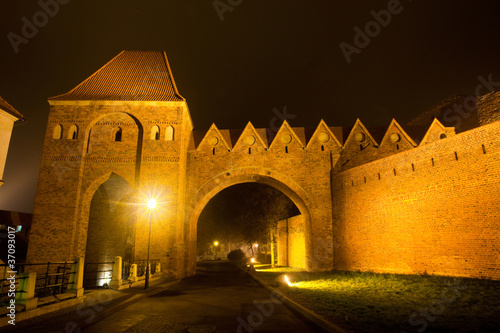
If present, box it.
[83,172,136,287]
[184,167,314,276]
[69,110,143,259]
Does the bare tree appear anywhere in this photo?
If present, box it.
[197,183,298,263]
[235,185,297,266]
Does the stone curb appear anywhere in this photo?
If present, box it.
[247,271,347,333]
[71,279,180,331]
[0,297,84,328]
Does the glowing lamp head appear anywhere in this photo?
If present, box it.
[214,241,219,246]
[147,199,157,210]
[250,258,255,263]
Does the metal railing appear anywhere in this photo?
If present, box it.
[134,259,159,277]
[122,261,131,280]
[0,261,76,303]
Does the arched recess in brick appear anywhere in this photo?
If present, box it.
[150,125,160,140]
[185,167,314,276]
[68,124,78,139]
[165,125,174,141]
[84,112,143,186]
[71,167,136,258]
[82,172,136,287]
[52,124,63,139]
[85,112,142,158]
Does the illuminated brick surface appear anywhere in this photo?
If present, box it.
[26,51,500,280]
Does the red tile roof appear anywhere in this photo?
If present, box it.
[49,51,184,101]
[0,96,25,120]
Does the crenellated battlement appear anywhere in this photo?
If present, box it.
[189,118,456,172]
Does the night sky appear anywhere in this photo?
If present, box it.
[0,0,499,213]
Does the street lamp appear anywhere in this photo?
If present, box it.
[145,198,157,289]
[214,241,219,260]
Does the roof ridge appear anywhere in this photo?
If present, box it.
[49,51,184,102]
[162,51,185,101]
[0,96,25,120]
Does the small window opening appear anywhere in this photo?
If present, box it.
[364,176,366,183]
[52,125,62,139]
[440,133,447,139]
[360,144,363,151]
[166,126,174,141]
[212,148,216,155]
[431,158,435,166]
[396,144,400,150]
[321,145,325,151]
[68,125,78,140]
[86,129,92,153]
[412,163,415,172]
[151,126,160,140]
[454,152,458,160]
[393,168,397,176]
[482,144,486,154]
[378,173,381,180]
[285,146,288,153]
[114,128,122,142]
[249,147,252,154]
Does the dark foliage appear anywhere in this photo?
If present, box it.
[227,249,247,267]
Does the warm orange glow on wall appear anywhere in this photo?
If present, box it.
[277,215,306,269]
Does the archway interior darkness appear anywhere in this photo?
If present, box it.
[197,183,300,263]
[84,173,135,287]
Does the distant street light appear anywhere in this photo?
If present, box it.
[253,243,259,258]
[145,199,157,289]
[214,241,219,260]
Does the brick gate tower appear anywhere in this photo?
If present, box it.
[27,51,193,278]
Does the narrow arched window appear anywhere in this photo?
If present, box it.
[68,124,78,140]
[52,124,62,139]
[113,127,122,142]
[151,125,160,140]
[165,126,174,141]
[86,129,92,153]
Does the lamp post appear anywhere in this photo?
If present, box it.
[145,198,157,289]
[214,241,219,260]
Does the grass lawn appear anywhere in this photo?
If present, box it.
[252,265,500,333]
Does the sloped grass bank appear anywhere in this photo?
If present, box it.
[253,266,500,333]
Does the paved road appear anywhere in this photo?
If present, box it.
[84,261,321,332]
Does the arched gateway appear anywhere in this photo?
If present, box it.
[27,51,500,281]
